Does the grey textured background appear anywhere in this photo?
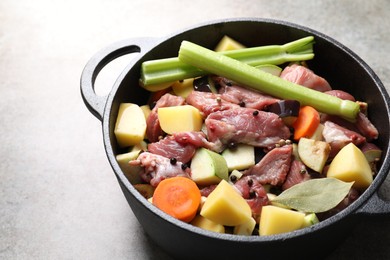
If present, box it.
[1,0,389,259]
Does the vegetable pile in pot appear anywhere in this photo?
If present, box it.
[113,35,382,236]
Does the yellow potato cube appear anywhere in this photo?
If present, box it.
[200,180,252,226]
[327,143,373,190]
[129,140,147,153]
[116,151,142,184]
[141,81,173,92]
[234,217,256,236]
[259,205,305,236]
[191,215,225,234]
[140,104,151,121]
[114,103,146,148]
[214,35,245,52]
[172,78,194,98]
[157,105,203,134]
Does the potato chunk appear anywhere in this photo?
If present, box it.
[116,151,142,184]
[234,217,256,236]
[190,215,225,234]
[157,105,203,134]
[327,143,373,190]
[259,205,305,236]
[214,35,245,51]
[114,103,146,147]
[172,78,194,98]
[200,180,252,226]
[140,104,151,120]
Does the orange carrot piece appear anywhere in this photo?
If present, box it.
[292,105,320,140]
[152,176,201,223]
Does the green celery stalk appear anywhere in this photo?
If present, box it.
[140,36,314,86]
[178,40,360,122]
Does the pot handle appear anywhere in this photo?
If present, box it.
[80,37,157,121]
[355,189,390,216]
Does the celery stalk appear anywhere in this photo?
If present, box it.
[140,36,314,86]
[178,41,360,121]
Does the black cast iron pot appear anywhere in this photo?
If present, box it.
[81,18,390,260]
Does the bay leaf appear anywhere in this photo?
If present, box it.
[271,178,354,213]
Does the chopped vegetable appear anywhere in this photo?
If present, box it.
[297,137,330,173]
[172,78,195,98]
[191,147,229,185]
[142,81,175,92]
[233,217,256,236]
[271,178,354,213]
[228,169,243,184]
[361,142,382,173]
[152,176,201,223]
[222,144,255,171]
[114,103,147,147]
[214,35,246,52]
[200,180,252,226]
[255,64,283,76]
[134,184,155,199]
[178,41,360,121]
[266,100,300,126]
[139,105,151,121]
[157,105,203,134]
[327,143,373,190]
[308,123,324,141]
[141,36,315,86]
[259,205,305,236]
[193,75,218,93]
[302,213,320,228]
[190,215,225,233]
[116,150,143,184]
[292,106,320,140]
[117,35,382,237]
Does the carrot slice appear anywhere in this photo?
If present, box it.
[292,105,320,141]
[152,176,201,223]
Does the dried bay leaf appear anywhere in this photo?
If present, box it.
[272,178,354,213]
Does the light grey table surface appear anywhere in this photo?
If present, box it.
[1,0,389,259]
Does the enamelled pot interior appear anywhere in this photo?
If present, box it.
[100,18,390,259]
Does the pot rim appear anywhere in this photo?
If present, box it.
[101,17,390,242]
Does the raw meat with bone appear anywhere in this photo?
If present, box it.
[205,107,291,151]
[130,152,191,187]
[185,90,239,118]
[243,145,293,186]
[280,64,332,92]
[215,76,279,110]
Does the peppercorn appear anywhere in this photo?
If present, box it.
[181,163,188,170]
[150,101,157,110]
[170,158,177,165]
[230,175,237,182]
[228,142,237,150]
[278,139,286,147]
[239,101,246,107]
[247,178,253,186]
[253,110,259,116]
[249,190,256,198]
